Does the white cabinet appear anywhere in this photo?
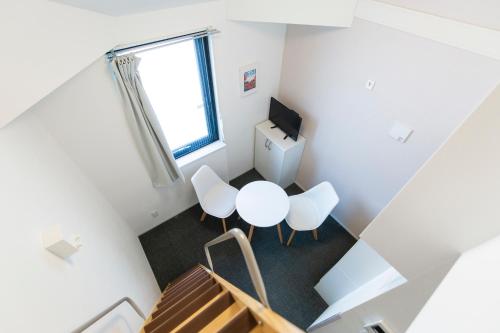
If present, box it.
[254,120,306,188]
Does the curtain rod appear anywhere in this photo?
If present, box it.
[107,27,220,60]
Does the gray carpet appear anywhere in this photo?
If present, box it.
[139,169,356,329]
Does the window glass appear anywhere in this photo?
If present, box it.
[136,37,218,158]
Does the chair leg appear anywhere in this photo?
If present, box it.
[200,211,207,222]
[312,229,318,241]
[222,218,227,233]
[277,223,283,245]
[248,225,255,242]
[287,230,297,247]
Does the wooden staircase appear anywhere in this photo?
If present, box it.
[140,265,304,333]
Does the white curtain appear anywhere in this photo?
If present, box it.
[111,54,184,187]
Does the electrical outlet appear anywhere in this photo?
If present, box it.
[362,320,393,333]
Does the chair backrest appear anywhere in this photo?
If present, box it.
[303,181,340,222]
[191,165,224,202]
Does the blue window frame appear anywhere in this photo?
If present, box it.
[173,37,219,159]
[136,35,219,159]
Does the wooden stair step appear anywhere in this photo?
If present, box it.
[248,326,266,333]
[146,283,223,333]
[174,291,237,333]
[140,266,304,333]
[153,278,217,320]
[161,274,211,303]
[162,270,209,299]
[215,307,258,333]
[159,274,212,309]
[196,302,242,333]
[165,266,203,291]
[165,267,205,290]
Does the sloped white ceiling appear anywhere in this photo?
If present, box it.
[52,0,215,16]
[0,0,116,128]
[377,0,500,31]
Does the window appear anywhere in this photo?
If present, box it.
[136,36,219,159]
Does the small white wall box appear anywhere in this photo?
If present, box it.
[389,121,413,143]
[360,320,393,333]
[366,80,376,91]
[42,225,82,259]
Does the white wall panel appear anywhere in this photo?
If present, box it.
[36,1,286,234]
[0,112,159,332]
[279,19,500,237]
[226,0,357,27]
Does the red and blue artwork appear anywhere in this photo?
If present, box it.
[243,68,257,92]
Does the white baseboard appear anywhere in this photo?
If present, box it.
[332,213,360,240]
[293,180,306,191]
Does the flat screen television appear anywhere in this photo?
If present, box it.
[269,97,302,141]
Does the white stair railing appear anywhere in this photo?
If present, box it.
[71,297,146,333]
[204,228,270,308]
[73,228,268,333]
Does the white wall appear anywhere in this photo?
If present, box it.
[0,111,159,332]
[226,0,357,27]
[37,1,286,234]
[280,18,500,332]
[314,257,455,333]
[37,57,229,236]
[407,234,500,333]
[376,0,500,31]
[312,240,406,330]
[315,240,394,305]
[312,267,405,331]
[355,0,500,61]
[279,19,500,237]
[318,74,500,333]
[361,82,500,279]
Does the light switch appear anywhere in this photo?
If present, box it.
[366,80,376,91]
[389,121,413,143]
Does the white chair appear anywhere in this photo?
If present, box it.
[191,165,239,233]
[285,181,339,246]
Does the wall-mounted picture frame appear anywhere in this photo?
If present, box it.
[240,63,258,96]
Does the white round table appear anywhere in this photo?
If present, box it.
[236,180,290,244]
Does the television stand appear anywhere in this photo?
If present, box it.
[269,124,288,140]
[254,120,306,188]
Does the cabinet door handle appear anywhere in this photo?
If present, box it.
[265,138,271,150]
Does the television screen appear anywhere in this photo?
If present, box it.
[269,97,302,141]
